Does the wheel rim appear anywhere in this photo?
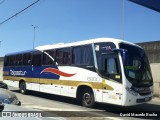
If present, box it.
[20,83,25,93]
[83,93,92,104]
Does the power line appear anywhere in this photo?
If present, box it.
[0,0,6,5]
[0,0,40,25]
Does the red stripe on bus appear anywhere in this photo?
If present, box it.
[41,68,76,77]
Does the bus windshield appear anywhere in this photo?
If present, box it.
[119,43,153,84]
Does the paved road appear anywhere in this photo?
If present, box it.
[8,87,160,120]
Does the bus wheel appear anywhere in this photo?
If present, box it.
[81,88,95,108]
[20,82,27,94]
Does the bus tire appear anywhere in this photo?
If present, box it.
[20,81,27,94]
[81,88,95,108]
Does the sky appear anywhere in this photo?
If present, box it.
[0,0,159,56]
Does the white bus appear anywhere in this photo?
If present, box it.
[3,38,153,107]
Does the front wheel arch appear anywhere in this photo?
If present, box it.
[76,86,95,108]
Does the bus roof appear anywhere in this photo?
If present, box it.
[35,38,140,51]
[5,49,36,56]
[4,38,141,56]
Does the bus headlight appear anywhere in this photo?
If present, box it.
[126,87,138,96]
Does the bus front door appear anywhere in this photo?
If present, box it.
[102,53,123,105]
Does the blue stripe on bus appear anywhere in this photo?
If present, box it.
[3,66,60,80]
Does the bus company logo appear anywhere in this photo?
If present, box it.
[134,87,151,93]
[101,46,112,51]
[10,70,27,76]
[41,68,76,77]
[87,77,100,82]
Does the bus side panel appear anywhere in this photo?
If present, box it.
[3,80,19,88]
[102,80,123,105]
[40,83,61,95]
[3,66,32,88]
[59,66,103,102]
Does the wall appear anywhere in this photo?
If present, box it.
[150,63,160,97]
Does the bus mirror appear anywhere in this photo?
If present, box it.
[112,48,127,64]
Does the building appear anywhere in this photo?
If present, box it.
[137,41,160,97]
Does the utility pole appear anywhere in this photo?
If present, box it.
[122,0,124,40]
[31,25,38,49]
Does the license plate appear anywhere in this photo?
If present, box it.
[145,97,150,101]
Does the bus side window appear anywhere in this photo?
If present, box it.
[9,56,16,66]
[56,48,71,65]
[63,48,71,65]
[4,56,10,66]
[23,53,31,66]
[72,45,93,65]
[81,45,94,65]
[43,50,56,66]
[72,47,81,65]
[15,54,22,66]
[32,52,42,66]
